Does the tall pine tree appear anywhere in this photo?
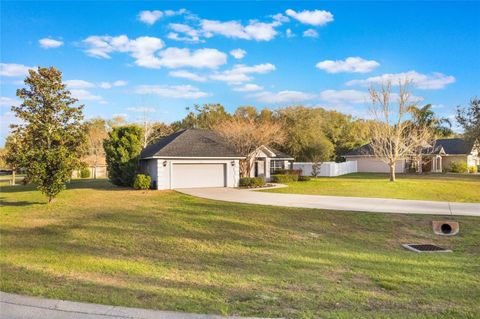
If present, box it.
[11,66,86,202]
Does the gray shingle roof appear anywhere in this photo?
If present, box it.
[432,138,475,155]
[140,129,244,159]
[269,147,294,159]
[343,138,475,157]
[343,144,375,156]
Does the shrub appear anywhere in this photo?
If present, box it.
[469,166,478,174]
[448,161,468,173]
[275,169,302,176]
[298,175,311,181]
[133,174,151,190]
[104,125,142,186]
[79,168,91,178]
[271,174,299,183]
[239,177,266,187]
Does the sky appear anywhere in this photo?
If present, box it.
[1,1,479,144]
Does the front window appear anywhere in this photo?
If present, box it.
[270,160,284,174]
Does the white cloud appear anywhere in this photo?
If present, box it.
[233,83,263,92]
[303,29,319,38]
[138,10,163,25]
[98,80,128,89]
[346,70,456,89]
[0,63,33,77]
[138,9,188,25]
[0,96,20,107]
[319,89,369,105]
[126,107,156,113]
[285,9,334,26]
[168,23,202,42]
[230,49,246,59]
[316,57,380,74]
[157,48,227,69]
[286,28,295,38]
[70,89,102,101]
[200,19,279,41]
[271,13,290,23]
[210,63,276,84]
[65,79,95,89]
[65,79,126,90]
[83,35,227,70]
[168,70,207,82]
[39,38,64,49]
[0,112,22,137]
[135,85,209,99]
[252,90,315,104]
[83,35,165,68]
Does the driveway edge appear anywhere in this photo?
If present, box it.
[0,292,279,319]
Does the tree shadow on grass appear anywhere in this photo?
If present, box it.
[0,198,44,206]
[0,179,126,193]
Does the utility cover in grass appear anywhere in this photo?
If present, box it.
[402,243,452,253]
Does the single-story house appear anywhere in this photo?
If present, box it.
[343,138,479,173]
[139,129,293,190]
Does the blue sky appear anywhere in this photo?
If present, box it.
[1,1,479,144]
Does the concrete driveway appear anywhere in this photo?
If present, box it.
[177,187,480,216]
[0,292,271,319]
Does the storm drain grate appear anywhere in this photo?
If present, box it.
[402,244,452,253]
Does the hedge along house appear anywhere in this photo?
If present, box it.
[139,129,295,189]
[139,129,243,189]
[343,138,479,173]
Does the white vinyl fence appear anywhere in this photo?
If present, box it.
[293,161,357,177]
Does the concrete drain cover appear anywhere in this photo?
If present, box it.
[402,244,452,253]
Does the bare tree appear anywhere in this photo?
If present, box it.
[214,118,285,177]
[368,80,432,181]
[85,118,108,179]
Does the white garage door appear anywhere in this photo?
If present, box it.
[172,163,226,188]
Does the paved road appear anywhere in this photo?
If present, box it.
[0,292,272,319]
[177,187,480,216]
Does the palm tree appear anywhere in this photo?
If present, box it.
[408,104,453,138]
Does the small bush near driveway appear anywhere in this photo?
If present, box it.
[133,174,151,190]
[271,174,299,183]
[239,177,265,187]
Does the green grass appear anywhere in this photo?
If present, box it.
[262,173,480,202]
[1,180,479,318]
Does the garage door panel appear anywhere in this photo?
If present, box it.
[172,164,226,188]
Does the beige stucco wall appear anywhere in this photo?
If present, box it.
[442,155,468,171]
[345,156,405,173]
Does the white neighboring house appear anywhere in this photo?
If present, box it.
[139,129,295,189]
[343,138,479,173]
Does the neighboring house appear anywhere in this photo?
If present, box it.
[139,129,294,189]
[72,154,107,178]
[343,138,479,173]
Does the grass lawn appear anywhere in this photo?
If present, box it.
[262,173,480,202]
[1,180,479,318]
